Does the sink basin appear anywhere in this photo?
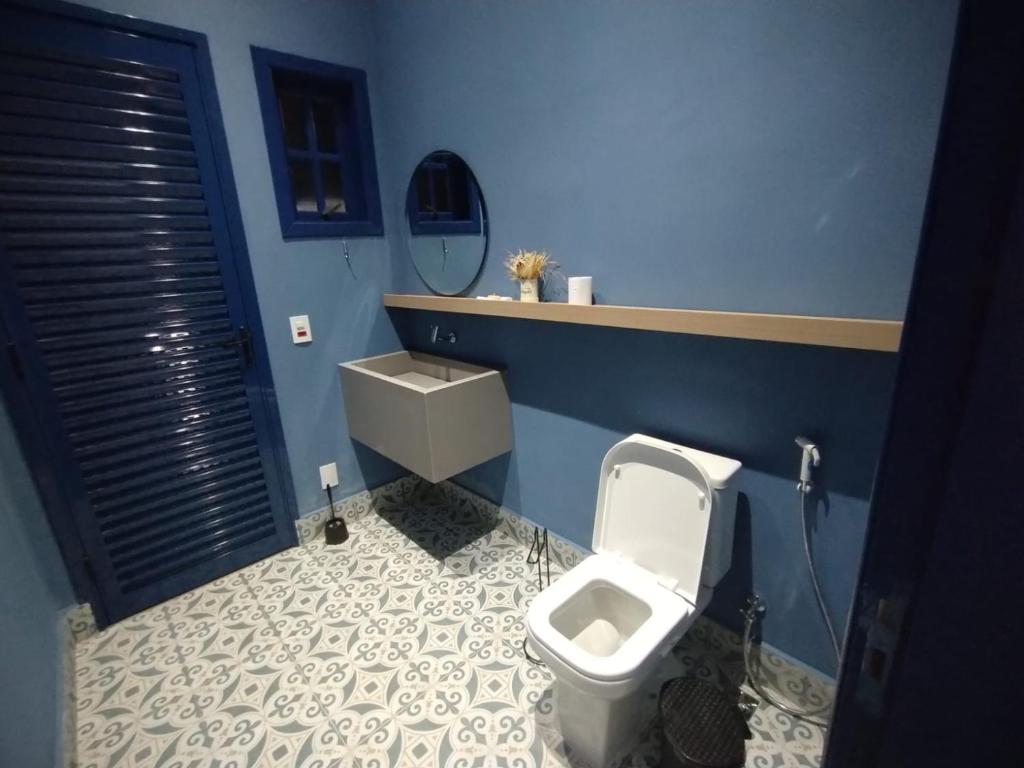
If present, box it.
[339,350,511,482]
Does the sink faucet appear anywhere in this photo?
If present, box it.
[429,325,457,344]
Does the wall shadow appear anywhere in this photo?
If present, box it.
[710,492,755,627]
[376,498,498,561]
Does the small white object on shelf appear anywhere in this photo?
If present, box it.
[568,276,593,306]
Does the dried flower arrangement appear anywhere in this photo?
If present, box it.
[504,250,558,281]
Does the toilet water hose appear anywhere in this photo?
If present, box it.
[741,491,840,728]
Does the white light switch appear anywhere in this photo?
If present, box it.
[289,315,312,344]
[319,463,338,489]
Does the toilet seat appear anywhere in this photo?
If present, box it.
[526,554,698,683]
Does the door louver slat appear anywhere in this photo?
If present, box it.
[67,383,246,437]
[27,300,226,334]
[0,51,185,98]
[58,369,239,416]
[98,493,271,548]
[107,499,272,565]
[0,73,187,115]
[3,134,197,166]
[0,155,201,182]
[0,38,285,607]
[118,521,276,592]
[104,488,271,551]
[0,42,180,81]
[77,422,258,477]
[23,275,224,302]
[0,94,192,134]
[47,327,235,370]
[84,431,259,488]
[0,173,201,197]
[71,407,252,463]
[4,229,214,248]
[60,370,243,423]
[11,246,218,269]
[25,290,228,321]
[69,400,251,453]
[88,441,260,499]
[0,193,207,214]
[0,115,195,150]
[94,468,267,526]
[91,455,264,512]
[66,394,250,445]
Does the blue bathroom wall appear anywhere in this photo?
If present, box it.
[374,0,957,318]
[69,0,407,515]
[376,1,958,673]
[0,402,75,767]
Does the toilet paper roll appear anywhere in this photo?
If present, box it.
[568,276,593,305]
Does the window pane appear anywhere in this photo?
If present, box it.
[321,161,346,215]
[278,91,308,149]
[288,158,317,213]
[449,160,470,219]
[431,168,450,213]
[415,170,432,216]
[312,100,338,152]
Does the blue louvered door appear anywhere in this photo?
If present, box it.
[0,5,296,623]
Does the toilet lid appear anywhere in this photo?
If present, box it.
[593,434,714,603]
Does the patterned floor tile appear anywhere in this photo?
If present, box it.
[77,730,182,768]
[439,701,549,767]
[75,490,829,768]
[386,648,477,731]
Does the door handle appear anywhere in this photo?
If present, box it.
[221,326,253,368]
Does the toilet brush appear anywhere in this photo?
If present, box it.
[323,485,349,546]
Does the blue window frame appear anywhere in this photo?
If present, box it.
[251,47,382,238]
[406,151,482,235]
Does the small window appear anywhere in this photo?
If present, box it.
[406,151,482,235]
[251,47,382,238]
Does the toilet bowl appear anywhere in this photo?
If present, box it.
[525,434,741,768]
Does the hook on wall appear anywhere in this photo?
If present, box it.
[342,239,356,278]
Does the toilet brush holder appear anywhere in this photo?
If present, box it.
[323,486,349,546]
[325,516,348,545]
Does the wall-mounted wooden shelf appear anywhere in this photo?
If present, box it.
[383,294,903,352]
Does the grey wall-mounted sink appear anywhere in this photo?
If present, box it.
[339,350,512,483]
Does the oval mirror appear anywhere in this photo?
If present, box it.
[405,151,487,295]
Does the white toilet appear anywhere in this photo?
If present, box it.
[525,433,741,767]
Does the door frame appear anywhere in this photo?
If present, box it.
[0,0,298,625]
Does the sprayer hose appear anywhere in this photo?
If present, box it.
[801,492,842,660]
[742,612,832,727]
[741,491,841,728]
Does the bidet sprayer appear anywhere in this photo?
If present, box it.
[795,436,821,494]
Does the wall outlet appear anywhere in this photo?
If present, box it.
[290,315,312,344]
[319,463,338,489]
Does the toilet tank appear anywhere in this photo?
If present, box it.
[675,444,741,589]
